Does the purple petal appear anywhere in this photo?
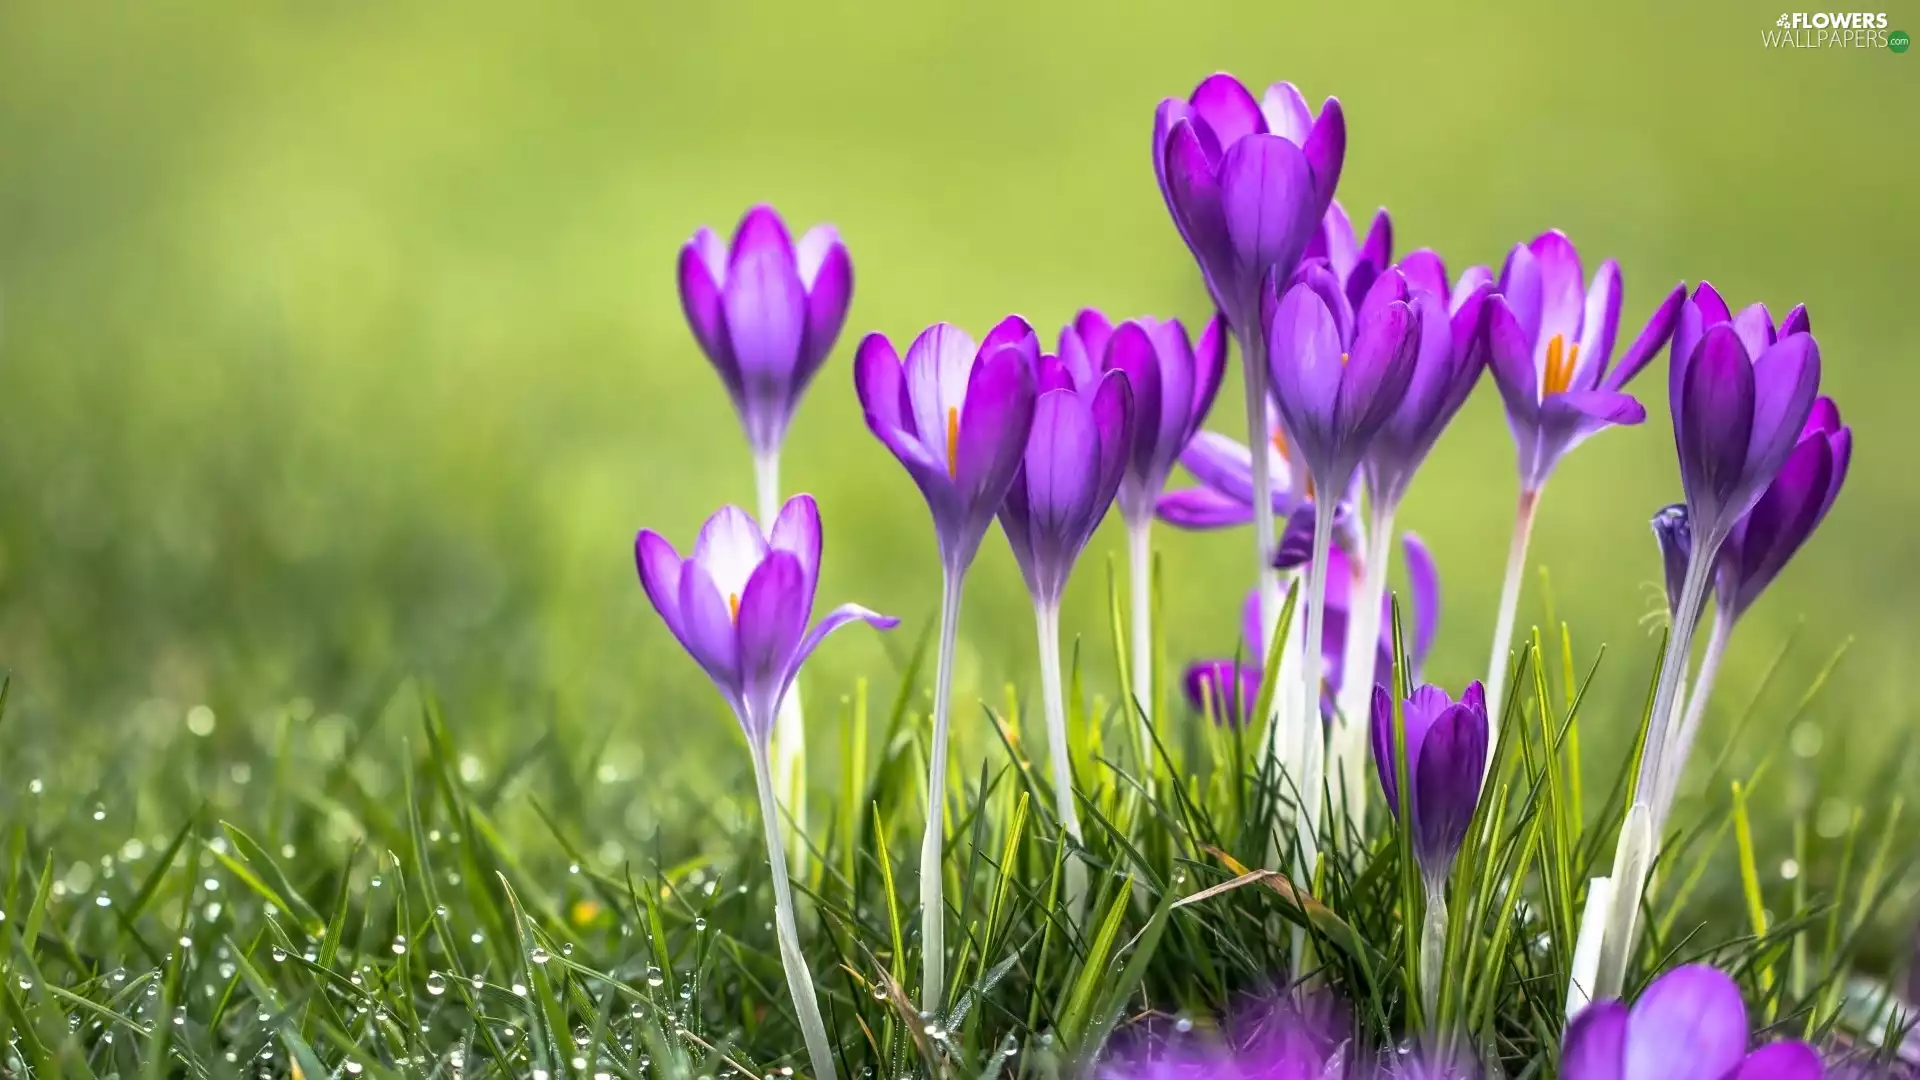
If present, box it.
[1413,702,1488,873]
[1105,322,1166,478]
[1177,431,1256,501]
[1498,242,1543,348]
[1731,303,1777,360]
[1403,533,1440,673]
[1622,965,1749,1080]
[1302,97,1345,208]
[793,224,840,287]
[723,220,808,443]
[1091,370,1136,505]
[1486,295,1539,425]
[1671,282,1732,395]
[1724,1043,1823,1080]
[1651,504,1692,617]
[854,333,911,435]
[1562,1003,1629,1080]
[1189,72,1267,148]
[1529,230,1587,364]
[735,552,812,738]
[1607,282,1686,392]
[1451,265,1494,312]
[1369,684,1404,814]
[793,603,899,685]
[1334,296,1420,451]
[1740,334,1822,508]
[1574,259,1623,390]
[1266,282,1345,449]
[676,560,742,690]
[635,530,687,634]
[1156,486,1253,529]
[767,493,822,580]
[1542,390,1647,428]
[798,229,853,380]
[693,505,769,600]
[1022,389,1100,544]
[1721,427,1833,619]
[1218,135,1317,294]
[678,238,736,389]
[1188,315,1229,435]
[905,323,980,454]
[1258,81,1312,143]
[1184,659,1259,728]
[952,350,1039,562]
[1398,249,1449,304]
[1161,120,1233,303]
[1779,304,1811,338]
[1677,326,1757,516]
[981,314,1039,361]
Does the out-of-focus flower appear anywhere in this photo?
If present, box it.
[1562,964,1823,1080]
[678,205,853,455]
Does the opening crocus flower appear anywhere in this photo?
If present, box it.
[853,315,1039,1013]
[1595,288,1823,1004]
[678,205,853,458]
[1370,678,1489,1016]
[1184,535,1438,729]
[1480,231,1685,726]
[1057,310,1225,743]
[632,495,894,1080]
[1563,965,1823,1080]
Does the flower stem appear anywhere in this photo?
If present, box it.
[1334,503,1395,831]
[755,448,808,880]
[919,566,965,1017]
[749,739,839,1080]
[1292,496,1336,981]
[1483,487,1540,750]
[1035,602,1087,923]
[1594,543,1717,1000]
[1125,516,1156,793]
[1420,876,1449,1022]
[1653,607,1732,832]
[1237,329,1286,708]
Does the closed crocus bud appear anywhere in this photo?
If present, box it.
[678,206,853,456]
[1714,395,1850,623]
[1669,284,1823,547]
[1154,74,1346,336]
[1370,681,1489,883]
[1562,965,1822,1080]
[854,318,1041,575]
[633,495,897,740]
[1651,504,1692,618]
[1485,230,1686,494]
[997,361,1134,606]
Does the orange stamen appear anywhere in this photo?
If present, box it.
[1340,351,1350,367]
[1270,427,1290,461]
[727,592,741,621]
[1543,334,1580,396]
[945,406,960,479]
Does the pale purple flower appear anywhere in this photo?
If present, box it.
[634,495,897,739]
[678,205,853,455]
[1562,964,1823,1080]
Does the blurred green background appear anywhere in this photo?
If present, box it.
[0,1,1913,823]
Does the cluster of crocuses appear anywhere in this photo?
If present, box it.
[634,68,1850,1078]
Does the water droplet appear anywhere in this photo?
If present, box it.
[172,1007,187,1027]
[693,918,707,932]
[92,804,107,821]
[27,778,43,795]
[391,935,408,955]
[1780,858,1801,880]
[1174,1015,1194,1033]
[94,894,112,908]
[110,968,126,983]
[529,946,550,965]
[15,975,31,991]
[344,1061,363,1076]
[434,904,449,918]
[561,942,574,957]
[568,862,581,875]
[426,972,446,996]
[369,875,384,889]
[871,984,887,1000]
[470,973,485,991]
[511,982,528,997]
[571,1056,589,1070]
[645,965,664,988]
[470,931,484,945]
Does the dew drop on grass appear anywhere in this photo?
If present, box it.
[15,975,31,991]
[391,935,408,955]
[344,1062,363,1077]
[511,982,528,998]
[470,931,485,945]
[529,946,550,965]
[870,984,886,1000]
[28,778,43,795]
[645,965,664,988]
[426,972,446,996]
[95,894,111,908]
[569,862,581,875]
[561,942,573,957]
[693,918,707,932]
[434,904,448,918]
[1781,858,1801,880]
[92,804,106,821]
[172,1007,186,1027]
[470,973,484,991]
[369,875,384,889]
[1174,1015,1194,1033]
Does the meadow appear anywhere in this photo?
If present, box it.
[1,2,1917,1076]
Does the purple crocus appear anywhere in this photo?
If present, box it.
[678,205,853,459]
[1369,680,1489,884]
[632,495,892,1080]
[1481,231,1685,726]
[1056,309,1225,737]
[1487,231,1686,494]
[1154,74,1346,337]
[1305,199,1393,314]
[1562,965,1823,1080]
[854,318,1041,575]
[852,315,1040,1013]
[1185,535,1439,728]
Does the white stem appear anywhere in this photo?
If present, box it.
[1036,603,1088,922]
[1653,608,1733,835]
[1566,876,1615,1021]
[1294,503,1336,944]
[755,449,809,880]
[1334,504,1395,832]
[1594,803,1652,1003]
[1238,329,1285,701]
[750,740,839,1080]
[1420,876,1449,1020]
[1126,516,1156,789]
[919,567,964,1017]
[1483,488,1541,739]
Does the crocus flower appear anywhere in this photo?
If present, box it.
[1651,504,1692,619]
[1369,250,1497,510]
[1369,680,1488,884]
[678,205,853,458]
[1562,964,1823,1080]
[854,317,1041,575]
[853,316,1040,1014]
[1481,232,1685,726]
[1055,310,1225,737]
[1185,535,1439,727]
[1486,230,1686,494]
[1265,266,1423,507]
[632,495,894,1080]
[1154,74,1346,336]
[1305,199,1393,314]
[998,362,1134,606]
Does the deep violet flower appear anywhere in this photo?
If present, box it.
[1305,199,1393,315]
[998,362,1135,606]
[1486,230,1686,494]
[854,318,1041,574]
[1184,535,1439,728]
[1154,74,1346,336]
[1369,680,1488,883]
[678,205,853,457]
[632,495,894,1080]
[1055,309,1224,739]
[1562,965,1823,1080]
